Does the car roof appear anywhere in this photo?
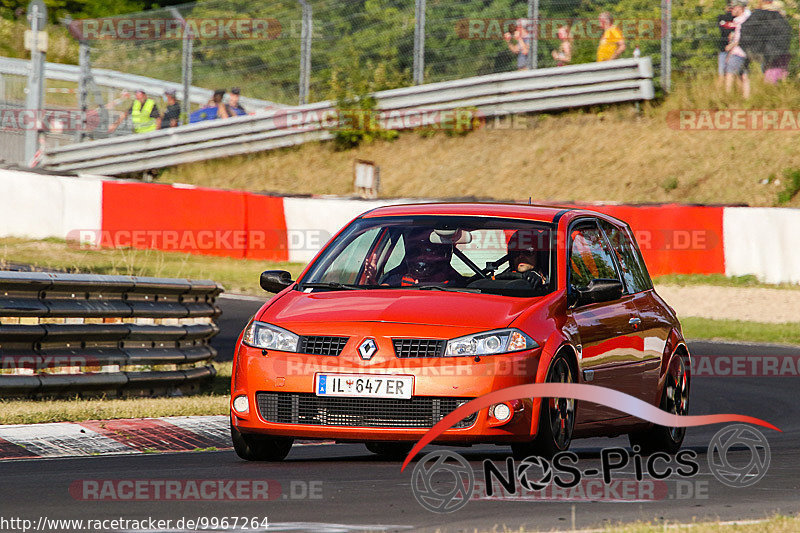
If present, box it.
[359,202,623,225]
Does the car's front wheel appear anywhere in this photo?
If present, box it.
[231,423,293,461]
[628,354,689,455]
[511,353,576,459]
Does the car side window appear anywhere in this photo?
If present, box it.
[569,223,621,290]
[599,220,653,294]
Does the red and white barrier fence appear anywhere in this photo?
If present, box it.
[0,169,797,283]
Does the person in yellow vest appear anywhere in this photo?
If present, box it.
[108,89,161,133]
[596,12,626,62]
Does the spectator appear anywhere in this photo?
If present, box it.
[596,12,625,62]
[741,1,791,84]
[161,89,181,128]
[717,3,736,86]
[208,89,230,119]
[552,25,572,66]
[725,0,751,98]
[108,89,160,134]
[504,21,530,70]
[228,87,246,116]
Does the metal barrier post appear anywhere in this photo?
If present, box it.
[413,0,426,85]
[661,0,672,92]
[298,0,312,105]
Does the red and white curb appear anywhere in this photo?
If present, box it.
[0,415,233,460]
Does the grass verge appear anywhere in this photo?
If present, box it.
[0,363,232,425]
[0,237,306,295]
[159,77,800,208]
[681,317,800,346]
[654,274,800,291]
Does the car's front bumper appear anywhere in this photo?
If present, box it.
[230,344,542,444]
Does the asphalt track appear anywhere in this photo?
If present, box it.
[2,296,798,532]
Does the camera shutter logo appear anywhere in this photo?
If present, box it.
[358,338,378,360]
[516,456,553,491]
[708,424,770,488]
[411,450,474,513]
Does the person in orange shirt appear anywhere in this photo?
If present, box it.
[596,12,626,61]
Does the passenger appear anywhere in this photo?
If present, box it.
[382,228,464,286]
[497,229,548,288]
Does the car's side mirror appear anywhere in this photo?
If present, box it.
[572,278,624,307]
[260,270,293,293]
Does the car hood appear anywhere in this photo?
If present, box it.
[259,288,537,329]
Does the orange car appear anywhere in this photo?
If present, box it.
[230,203,690,461]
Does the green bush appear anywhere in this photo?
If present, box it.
[777,168,800,205]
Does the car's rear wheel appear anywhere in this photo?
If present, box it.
[628,355,689,455]
[365,442,414,460]
[231,423,293,461]
[511,354,575,459]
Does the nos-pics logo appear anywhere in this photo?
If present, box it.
[410,424,770,513]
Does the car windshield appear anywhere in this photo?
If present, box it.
[300,215,555,297]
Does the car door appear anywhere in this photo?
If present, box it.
[567,219,645,424]
[599,220,666,406]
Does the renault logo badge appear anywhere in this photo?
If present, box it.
[358,338,378,360]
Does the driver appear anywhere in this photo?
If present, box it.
[497,229,548,288]
[382,228,464,286]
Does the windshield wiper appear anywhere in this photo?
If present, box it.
[415,286,481,293]
[299,282,363,291]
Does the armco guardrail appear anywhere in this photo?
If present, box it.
[41,58,653,175]
[0,271,223,397]
[0,56,284,111]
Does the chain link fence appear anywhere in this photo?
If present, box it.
[2,0,799,167]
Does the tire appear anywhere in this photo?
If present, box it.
[365,442,414,460]
[628,355,689,455]
[511,354,576,459]
[231,423,293,462]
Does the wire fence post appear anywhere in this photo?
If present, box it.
[24,0,46,166]
[413,0,426,84]
[527,0,538,69]
[170,7,192,125]
[298,0,312,105]
[661,0,672,92]
[78,39,90,140]
[182,30,192,124]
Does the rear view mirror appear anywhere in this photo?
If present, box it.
[573,279,623,307]
[260,270,293,293]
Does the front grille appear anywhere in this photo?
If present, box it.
[256,392,476,429]
[393,338,446,358]
[298,336,349,356]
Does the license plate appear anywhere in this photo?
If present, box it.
[315,373,413,399]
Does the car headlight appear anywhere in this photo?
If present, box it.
[444,328,537,357]
[242,321,299,352]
